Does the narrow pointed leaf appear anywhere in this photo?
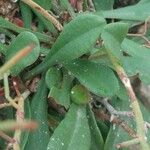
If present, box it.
[0,17,51,43]
[47,104,91,150]
[25,77,50,150]
[87,105,104,150]
[101,2,150,21]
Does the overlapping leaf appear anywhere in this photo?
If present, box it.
[93,0,114,11]
[101,22,129,59]
[25,77,50,150]
[65,59,119,96]
[101,2,150,21]
[27,14,106,76]
[47,104,91,150]
[49,70,73,109]
[87,105,104,150]
[45,67,62,89]
[121,38,150,84]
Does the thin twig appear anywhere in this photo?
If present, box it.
[13,96,24,150]
[97,97,133,117]
[0,131,15,143]
[0,90,30,109]
[116,138,140,149]
[0,99,17,109]
[77,0,83,12]
[127,16,150,45]
[108,55,149,149]
[94,109,137,138]
[88,0,95,11]
[21,0,63,31]
[3,73,18,109]
[0,120,38,131]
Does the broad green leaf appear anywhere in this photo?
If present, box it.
[87,105,104,150]
[20,99,31,150]
[25,76,50,150]
[45,67,62,89]
[71,85,90,105]
[101,22,129,58]
[47,104,91,150]
[49,70,73,109]
[94,0,114,11]
[101,2,150,21]
[121,38,150,84]
[65,59,119,96]
[26,14,106,77]
[5,31,40,75]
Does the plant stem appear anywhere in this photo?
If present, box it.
[21,0,63,31]
[3,73,18,109]
[116,138,140,149]
[0,131,15,143]
[0,120,38,131]
[109,55,149,150]
[13,96,24,150]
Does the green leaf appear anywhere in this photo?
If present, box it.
[60,0,76,18]
[20,1,32,29]
[20,99,31,150]
[101,22,129,58]
[32,0,57,34]
[65,59,119,96]
[47,104,91,150]
[0,42,7,54]
[139,102,150,145]
[121,38,150,84]
[94,0,114,11]
[87,105,104,150]
[49,70,73,109]
[71,85,91,105]
[0,17,52,43]
[26,13,106,77]
[45,67,62,89]
[5,31,40,75]
[101,2,150,21]
[25,76,50,150]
